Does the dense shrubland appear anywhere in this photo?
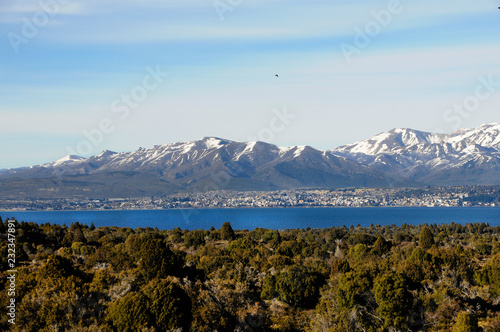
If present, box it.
[1,217,500,331]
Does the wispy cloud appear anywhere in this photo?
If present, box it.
[1,0,499,168]
[1,0,496,44]
[1,2,85,16]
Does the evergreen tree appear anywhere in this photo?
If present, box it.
[69,222,86,243]
[371,235,391,256]
[144,278,192,331]
[419,226,435,249]
[373,271,412,330]
[106,292,151,331]
[274,265,322,308]
[139,238,182,280]
[336,270,371,310]
[220,221,235,240]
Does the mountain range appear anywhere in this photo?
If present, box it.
[1,122,499,198]
[331,122,500,185]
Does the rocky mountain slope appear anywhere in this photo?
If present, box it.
[331,123,500,185]
[0,138,395,198]
[2,123,499,198]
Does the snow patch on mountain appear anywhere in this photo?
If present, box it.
[293,146,306,157]
[203,137,225,149]
[331,122,500,184]
[46,155,85,167]
[235,142,257,160]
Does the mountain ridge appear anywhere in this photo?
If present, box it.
[0,137,398,198]
[1,122,499,198]
[331,122,500,185]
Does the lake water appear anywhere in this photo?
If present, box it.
[1,207,499,230]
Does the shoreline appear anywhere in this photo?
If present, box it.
[2,205,499,213]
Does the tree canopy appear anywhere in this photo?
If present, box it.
[1,218,499,331]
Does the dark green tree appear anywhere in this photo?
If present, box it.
[106,292,151,331]
[220,221,235,240]
[16,244,29,262]
[39,255,80,280]
[336,270,371,310]
[140,238,182,280]
[371,236,391,256]
[70,222,86,243]
[261,274,278,300]
[184,229,206,249]
[144,279,192,331]
[419,226,435,249]
[373,271,412,330]
[262,229,281,245]
[276,239,304,258]
[274,265,322,308]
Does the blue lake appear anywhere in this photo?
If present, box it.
[1,207,499,230]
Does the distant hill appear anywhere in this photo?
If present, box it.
[2,122,499,198]
[0,138,397,198]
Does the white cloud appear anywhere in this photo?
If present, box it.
[1,2,85,15]
[1,0,495,44]
[0,1,87,24]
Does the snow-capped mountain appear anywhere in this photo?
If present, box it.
[0,137,395,198]
[2,122,499,198]
[331,123,500,185]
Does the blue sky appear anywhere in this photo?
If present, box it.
[1,0,500,168]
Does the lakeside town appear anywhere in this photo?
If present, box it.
[1,185,499,211]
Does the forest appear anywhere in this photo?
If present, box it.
[1,216,499,331]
